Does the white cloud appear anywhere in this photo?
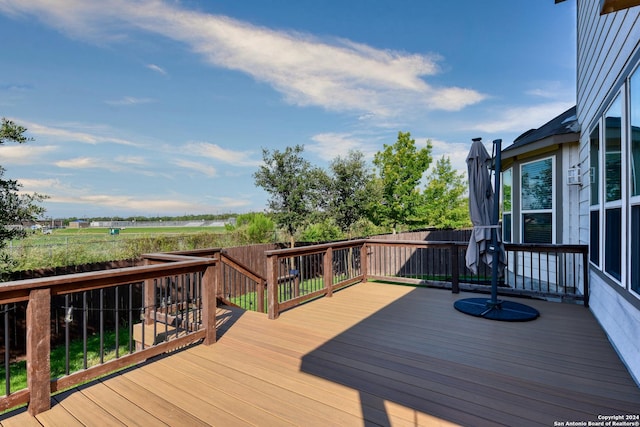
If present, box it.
[173,159,217,177]
[105,96,155,106]
[23,120,141,146]
[427,138,471,176]
[115,155,147,166]
[469,101,574,134]
[214,196,254,209]
[525,80,573,100]
[47,191,250,215]
[0,144,57,164]
[0,0,486,117]
[16,177,64,192]
[55,157,105,169]
[183,142,261,167]
[308,132,377,161]
[146,63,167,75]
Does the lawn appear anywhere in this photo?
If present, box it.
[0,327,133,397]
[25,226,227,242]
[5,226,231,272]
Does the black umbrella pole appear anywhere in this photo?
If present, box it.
[489,139,502,307]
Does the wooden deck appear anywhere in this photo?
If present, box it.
[2,282,639,426]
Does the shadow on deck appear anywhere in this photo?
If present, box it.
[299,284,640,426]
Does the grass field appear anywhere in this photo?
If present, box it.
[23,226,227,242]
[4,226,232,272]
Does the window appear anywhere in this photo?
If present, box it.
[502,168,512,243]
[590,210,600,265]
[605,96,622,203]
[632,206,640,294]
[631,72,640,197]
[605,208,622,281]
[631,69,640,295]
[521,158,553,243]
[589,125,600,266]
[589,68,640,296]
[590,125,600,205]
[604,96,623,281]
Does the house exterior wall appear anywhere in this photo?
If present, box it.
[562,142,582,244]
[576,0,640,384]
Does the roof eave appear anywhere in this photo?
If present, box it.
[501,132,579,163]
[600,0,640,14]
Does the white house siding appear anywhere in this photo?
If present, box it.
[576,0,640,384]
[589,275,640,382]
[562,142,581,244]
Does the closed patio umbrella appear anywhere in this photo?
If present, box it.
[464,138,503,276]
[454,138,539,321]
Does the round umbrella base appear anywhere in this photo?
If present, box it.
[454,298,539,322]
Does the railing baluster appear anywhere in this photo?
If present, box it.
[153,278,159,348]
[4,304,10,396]
[181,273,187,335]
[128,284,133,354]
[83,292,88,369]
[99,288,104,364]
[115,286,119,359]
[65,294,70,375]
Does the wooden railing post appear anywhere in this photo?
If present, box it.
[451,244,459,294]
[361,243,368,282]
[257,279,266,313]
[27,288,51,416]
[267,254,279,319]
[201,263,217,345]
[143,259,156,326]
[324,247,333,297]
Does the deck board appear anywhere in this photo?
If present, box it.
[99,376,208,427]
[2,282,639,426]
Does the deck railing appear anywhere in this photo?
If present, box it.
[364,239,589,305]
[0,237,588,416]
[0,253,217,416]
[219,251,267,313]
[265,240,366,319]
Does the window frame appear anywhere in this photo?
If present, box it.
[519,156,555,244]
[629,66,640,298]
[502,168,512,243]
[603,93,625,285]
[589,124,601,267]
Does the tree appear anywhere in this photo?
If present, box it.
[225,212,275,244]
[253,145,323,247]
[300,219,342,243]
[327,150,375,238]
[371,131,433,233]
[1,118,48,275]
[422,156,470,229]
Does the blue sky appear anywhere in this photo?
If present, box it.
[0,0,576,219]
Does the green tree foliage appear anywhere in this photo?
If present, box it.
[226,212,275,244]
[300,219,342,243]
[253,145,323,247]
[422,156,470,229]
[371,131,433,233]
[1,118,48,275]
[327,150,375,238]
